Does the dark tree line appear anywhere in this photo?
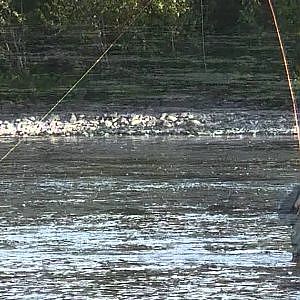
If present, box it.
[0,0,299,103]
[1,0,299,31]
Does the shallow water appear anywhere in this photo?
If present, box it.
[0,109,294,137]
[1,135,300,299]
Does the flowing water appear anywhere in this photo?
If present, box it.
[0,135,300,299]
[1,28,300,299]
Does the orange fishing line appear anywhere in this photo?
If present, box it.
[267,0,300,149]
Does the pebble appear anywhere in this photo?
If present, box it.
[167,114,177,122]
[105,120,113,128]
[70,113,77,123]
[189,119,201,126]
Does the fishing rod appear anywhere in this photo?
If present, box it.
[267,0,300,149]
[0,0,153,163]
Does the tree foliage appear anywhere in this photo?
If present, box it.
[5,0,189,28]
[0,0,22,26]
[0,0,299,75]
[0,0,299,33]
[239,0,300,33]
[1,0,300,103]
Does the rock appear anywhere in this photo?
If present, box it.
[160,113,168,120]
[167,114,177,122]
[105,120,113,128]
[180,112,189,118]
[120,117,129,125]
[163,120,173,128]
[131,115,142,126]
[189,119,201,126]
[70,113,77,123]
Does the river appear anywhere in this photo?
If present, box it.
[0,135,300,299]
[1,27,300,299]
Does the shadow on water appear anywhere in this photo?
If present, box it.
[1,136,300,299]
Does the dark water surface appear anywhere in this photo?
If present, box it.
[1,135,300,299]
[0,29,297,112]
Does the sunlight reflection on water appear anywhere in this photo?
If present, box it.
[0,135,299,299]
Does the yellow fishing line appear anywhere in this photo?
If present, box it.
[0,0,153,162]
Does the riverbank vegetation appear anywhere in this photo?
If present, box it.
[0,0,299,105]
[2,0,300,31]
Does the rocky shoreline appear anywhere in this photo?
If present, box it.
[0,111,294,137]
